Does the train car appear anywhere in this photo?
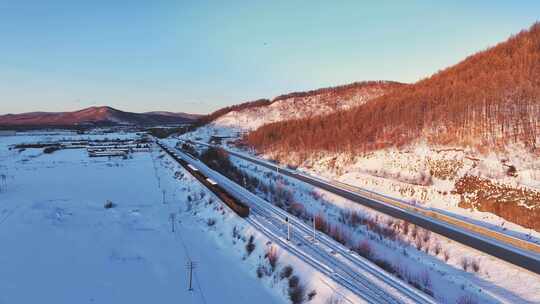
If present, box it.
[195,171,249,218]
[157,142,249,218]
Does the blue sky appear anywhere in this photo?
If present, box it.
[0,1,538,114]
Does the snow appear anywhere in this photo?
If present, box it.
[174,139,540,303]
[225,155,535,303]
[211,86,385,132]
[174,79,540,303]
[0,134,282,304]
[0,133,365,304]
[245,141,540,246]
[179,84,389,143]
[158,141,366,304]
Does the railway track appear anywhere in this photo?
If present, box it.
[157,141,436,304]
[184,140,540,275]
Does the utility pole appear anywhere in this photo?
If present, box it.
[169,213,176,232]
[312,217,317,243]
[186,260,197,291]
[0,174,5,193]
[286,217,290,241]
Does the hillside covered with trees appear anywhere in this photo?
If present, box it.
[246,23,540,155]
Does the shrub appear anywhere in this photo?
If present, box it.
[314,214,328,232]
[310,190,322,201]
[256,264,265,278]
[350,211,363,226]
[401,220,410,235]
[415,238,423,251]
[207,218,216,226]
[288,275,300,288]
[422,230,431,243]
[460,257,470,271]
[180,143,199,157]
[355,240,373,259]
[471,259,480,272]
[280,265,294,280]
[265,246,279,272]
[411,225,418,239]
[43,146,60,154]
[232,226,239,239]
[328,225,349,245]
[506,165,517,177]
[432,242,442,255]
[287,202,306,217]
[456,295,478,304]
[325,296,344,304]
[104,200,115,209]
[289,283,306,304]
[374,259,397,274]
[418,270,432,292]
[274,182,294,205]
[245,235,256,256]
[307,290,317,301]
[443,250,450,262]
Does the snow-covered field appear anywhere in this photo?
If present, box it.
[0,134,284,303]
[0,133,364,304]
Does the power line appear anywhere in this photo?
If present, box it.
[193,269,208,304]
[319,278,354,304]
[173,217,208,304]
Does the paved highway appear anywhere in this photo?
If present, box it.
[184,140,540,275]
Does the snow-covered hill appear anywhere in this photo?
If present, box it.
[186,81,403,141]
[218,82,399,130]
[0,106,197,127]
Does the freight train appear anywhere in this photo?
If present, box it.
[157,142,250,218]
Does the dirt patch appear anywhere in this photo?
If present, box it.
[454,175,540,231]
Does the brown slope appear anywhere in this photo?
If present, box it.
[246,22,540,154]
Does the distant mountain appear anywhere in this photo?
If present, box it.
[247,22,540,154]
[144,111,203,121]
[0,106,198,127]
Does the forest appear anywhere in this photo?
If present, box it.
[246,23,540,156]
[272,80,404,102]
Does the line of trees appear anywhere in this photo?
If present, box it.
[272,80,404,102]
